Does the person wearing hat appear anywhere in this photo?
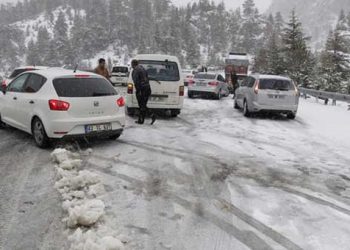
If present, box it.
[94,58,110,80]
[131,59,156,125]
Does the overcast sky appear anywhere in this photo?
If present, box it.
[0,0,271,11]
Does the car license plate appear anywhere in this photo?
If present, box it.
[85,123,112,134]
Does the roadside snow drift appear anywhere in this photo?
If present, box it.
[51,148,124,250]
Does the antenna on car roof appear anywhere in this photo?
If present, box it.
[73,64,78,73]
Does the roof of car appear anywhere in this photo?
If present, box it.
[251,74,291,81]
[134,54,180,63]
[13,66,49,70]
[32,68,103,79]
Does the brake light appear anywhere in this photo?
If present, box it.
[127,83,133,94]
[49,100,70,111]
[1,80,6,88]
[254,80,260,94]
[116,97,125,107]
[75,74,90,78]
[208,81,219,86]
[179,86,184,96]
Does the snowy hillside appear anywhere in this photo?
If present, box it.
[268,0,350,49]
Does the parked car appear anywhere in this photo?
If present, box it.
[188,72,230,99]
[182,69,195,86]
[126,54,184,117]
[0,68,126,148]
[2,66,49,89]
[234,74,299,119]
[110,65,129,86]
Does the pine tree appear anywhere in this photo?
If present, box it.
[282,9,312,86]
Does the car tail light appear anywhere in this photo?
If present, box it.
[116,97,125,107]
[208,81,219,86]
[1,80,6,88]
[179,86,184,96]
[49,100,70,111]
[254,80,260,94]
[127,83,133,94]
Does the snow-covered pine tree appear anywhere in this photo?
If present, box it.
[282,9,312,86]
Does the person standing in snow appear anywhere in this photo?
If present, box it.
[231,70,239,98]
[94,58,110,80]
[131,59,156,125]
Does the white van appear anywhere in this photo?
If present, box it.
[110,65,129,86]
[126,54,184,117]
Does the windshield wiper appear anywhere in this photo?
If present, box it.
[148,77,162,84]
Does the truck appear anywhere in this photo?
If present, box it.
[225,53,249,92]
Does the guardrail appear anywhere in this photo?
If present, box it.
[299,87,350,107]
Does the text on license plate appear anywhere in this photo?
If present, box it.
[268,95,285,99]
[85,123,112,133]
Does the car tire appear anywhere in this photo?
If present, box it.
[234,100,240,109]
[109,133,122,140]
[216,91,222,100]
[32,117,50,148]
[243,100,251,117]
[0,114,5,129]
[287,112,296,120]
[126,107,135,116]
[188,91,193,98]
[171,110,180,117]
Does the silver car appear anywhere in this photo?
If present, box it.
[188,73,230,99]
[234,74,299,119]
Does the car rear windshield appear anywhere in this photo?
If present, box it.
[9,68,37,78]
[53,78,117,97]
[259,79,294,91]
[112,67,128,73]
[139,60,180,82]
[194,73,216,80]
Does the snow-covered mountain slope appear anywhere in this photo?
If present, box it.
[268,0,350,49]
[13,6,84,47]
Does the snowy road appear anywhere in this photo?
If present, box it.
[1,87,350,250]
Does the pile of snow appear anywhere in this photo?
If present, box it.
[51,148,124,250]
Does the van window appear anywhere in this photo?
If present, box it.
[194,73,216,80]
[259,79,294,91]
[112,67,128,73]
[139,60,180,82]
[53,78,117,97]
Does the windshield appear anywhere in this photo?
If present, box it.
[259,79,294,91]
[9,68,36,78]
[194,73,216,80]
[112,67,128,73]
[53,78,117,97]
[139,60,180,82]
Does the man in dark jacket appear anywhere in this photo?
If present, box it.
[131,59,156,125]
[231,71,239,98]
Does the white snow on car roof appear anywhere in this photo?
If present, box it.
[252,74,291,81]
[134,54,179,62]
[13,66,49,70]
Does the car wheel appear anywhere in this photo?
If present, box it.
[109,133,122,140]
[32,117,50,148]
[188,91,193,98]
[243,100,251,117]
[287,112,296,119]
[234,100,240,109]
[171,110,180,117]
[216,91,222,100]
[0,114,5,129]
[126,107,135,116]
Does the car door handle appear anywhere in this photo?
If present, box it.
[13,97,17,100]
[29,100,35,104]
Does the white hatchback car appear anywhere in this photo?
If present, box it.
[234,74,299,119]
[0,68,126,148]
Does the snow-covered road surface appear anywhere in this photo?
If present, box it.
[1,88,350,250]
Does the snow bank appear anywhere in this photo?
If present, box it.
[51,148,125,250]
